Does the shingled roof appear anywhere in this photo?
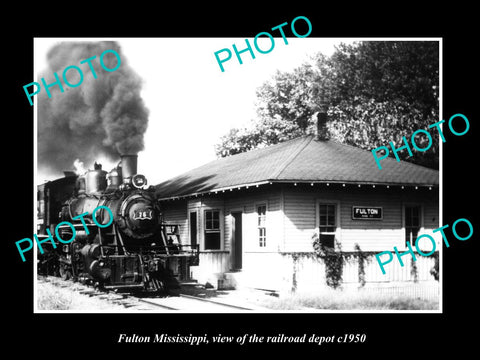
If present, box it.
[155,135,439,200]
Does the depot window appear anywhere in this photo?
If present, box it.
[318,203,336,248]
[257,204,267,247]
[405,205,421,247]
[204,210,221,250]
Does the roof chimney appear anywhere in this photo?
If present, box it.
[314,108,329,141]
[314,87,329,141]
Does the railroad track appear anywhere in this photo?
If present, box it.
[137,293,252,311]
[37,276,254,311]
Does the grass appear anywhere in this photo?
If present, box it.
[37,281,126,311]
[37,277,439,311]
[37,283,73,310]
[258,289,439,311]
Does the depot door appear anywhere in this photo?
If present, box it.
[231,212,242,270]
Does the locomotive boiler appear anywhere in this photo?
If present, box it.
[37,155,198,291]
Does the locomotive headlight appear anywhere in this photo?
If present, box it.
[99,261,105,267]
[132,174,147,189]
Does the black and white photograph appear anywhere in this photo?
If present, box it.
[31,35,442,312]
[33,37,441,313]
[8,6,478,355]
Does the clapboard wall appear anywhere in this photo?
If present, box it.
[159,183,439,289]
[282,185,439,252]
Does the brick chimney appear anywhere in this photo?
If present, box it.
[314,107,329,141]
[313,86,329,141]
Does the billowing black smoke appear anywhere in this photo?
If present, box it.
[37,41,149,178]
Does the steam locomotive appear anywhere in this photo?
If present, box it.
[37,155,198,292]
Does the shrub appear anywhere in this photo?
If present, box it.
[312,233,343,289]
[430,252,439,280]
[410,256,419,283]
[354,243,367,287]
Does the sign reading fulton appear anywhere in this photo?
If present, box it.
[352,206,383,220]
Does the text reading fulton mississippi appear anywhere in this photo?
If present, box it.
[118,334,210,345]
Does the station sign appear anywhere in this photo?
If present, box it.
[352,206,383,220]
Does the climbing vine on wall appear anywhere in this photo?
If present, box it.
[411,257,419,283]
[354,243,367,288]
[430,251,439,281]
[312,233,344,289]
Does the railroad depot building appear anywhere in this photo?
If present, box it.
[155,125,440,293]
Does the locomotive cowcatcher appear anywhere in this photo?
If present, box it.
[37,154,199,292]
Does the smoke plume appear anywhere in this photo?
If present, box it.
[37,41,149,178]
[73,159,86,175]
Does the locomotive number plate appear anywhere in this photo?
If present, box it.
[133,209,153,220]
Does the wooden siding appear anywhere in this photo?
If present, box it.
[159,184,439,291]
[190,251,230,285]
[223,188,282,253]
[237,251,438,293]
[161,186,439,255]
[163,189,283,277]
[187,198,225,251]
[280,252,438,293]
[161,199,188,245]
[241,252,288,290]
[283,186,439,252]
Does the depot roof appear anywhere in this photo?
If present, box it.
[155,135,439,200]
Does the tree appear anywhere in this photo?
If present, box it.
[215,41,439,169]
[327,41,439,117]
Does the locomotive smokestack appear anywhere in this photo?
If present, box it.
[121,154,138,183]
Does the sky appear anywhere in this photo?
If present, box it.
[34,37,355,184]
